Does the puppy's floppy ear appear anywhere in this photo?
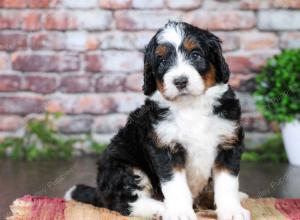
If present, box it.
[143,37,157,96]
[207,36,230,84]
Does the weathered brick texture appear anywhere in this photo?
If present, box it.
[0,0,299,147]
[12,53,80,72]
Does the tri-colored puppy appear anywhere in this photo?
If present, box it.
[65,21,250,220]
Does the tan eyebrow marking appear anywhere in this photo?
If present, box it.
[156,79,165,93]
[155,45,167,57]
[183,38,199,52]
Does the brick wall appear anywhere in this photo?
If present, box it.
[1,0,300,148]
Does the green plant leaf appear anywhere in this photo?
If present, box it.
[0,112,107,161]
[242,134,288,163]
[254,49,300,123]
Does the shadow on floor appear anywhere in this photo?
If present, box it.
[1,156,300,219]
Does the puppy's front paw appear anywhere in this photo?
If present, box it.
[217,206,250,220]
[163,207,197,220]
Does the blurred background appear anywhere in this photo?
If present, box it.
[1,0,300,218]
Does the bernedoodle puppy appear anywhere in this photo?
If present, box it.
[65,21,251,220]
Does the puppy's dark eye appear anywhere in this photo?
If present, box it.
[159,59,167,66]
[190,51,201,60]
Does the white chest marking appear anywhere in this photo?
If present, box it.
[153,84,237,197]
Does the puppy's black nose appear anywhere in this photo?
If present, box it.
[173,76,188,90]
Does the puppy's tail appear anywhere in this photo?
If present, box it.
[64,184,104,207]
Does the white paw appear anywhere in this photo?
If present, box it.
[217,206,250,220]
[163,207,197,220]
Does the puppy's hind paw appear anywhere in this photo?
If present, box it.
[217,206,250,220]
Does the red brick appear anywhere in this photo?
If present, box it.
[63,0,98,9]
[28,0,58,8]
[57,116,93,134]
[272,0,300,8]
[166,0,203,9]
[0,116,23,132]
[56,93,142,115]
[60,75,92,93]
[0,75,21,92]
[280,32,300,49]
[124,73,142,92]
[204,0,240,10]
[240,32,279,50]
[226,50,279,74]
[99,0,132,9]
[0,12,22,29]
[30,33,65,50]
[132,0,164,9]
[226,54,253,73]
[247,50,280,72]
[45,12,112,31]
[95,74,126,92]
[0,53,9,70]
[240,0,271,10]
[23,75,57,94]
[65,32,89,51]
[237,93,256,113]
[45,95,117,114]
[185,11,255,30]
[23,12,41,31]
[94,114,127,133]
[0,0,26,8]
[229,73,256,92]
[112,93,144,113]
[85,36,99,50]
[84,54,102,73]
[85,51,143,72]
[45,12,77,30]
[115,10,181,30]
[0,96,45,114]
[74,11,112,31]
[258,11,300,30]
[131,31,155,50]
[0,33,27,51]
[214,32,240,51]
[241,113,270,132]
[12,53,80,72]
[98,31,135,50]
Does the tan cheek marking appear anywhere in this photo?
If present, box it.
[156,79,176,101]
[156,79,166,94]
[202,64,216,90]
[183,38,198,52]
[155,45,167,57]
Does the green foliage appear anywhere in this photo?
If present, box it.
[254,49,300,123]
[85,134,107,154]
[0,113,106,161]
[242,134,288,163]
